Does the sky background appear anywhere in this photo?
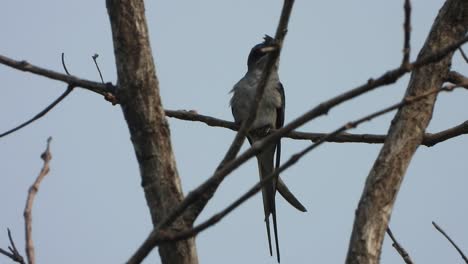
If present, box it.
[1,1,467,263]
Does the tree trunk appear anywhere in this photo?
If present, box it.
[106,1,198,263]
[345,1,468,263]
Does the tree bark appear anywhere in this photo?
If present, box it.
[106,1,198,263]
[345,1,468,264]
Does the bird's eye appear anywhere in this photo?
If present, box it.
[247,46,267,67]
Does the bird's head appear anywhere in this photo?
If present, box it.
[247,35,277,70]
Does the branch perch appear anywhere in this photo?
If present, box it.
[165,110,468,147]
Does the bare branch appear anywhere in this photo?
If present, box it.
[386,228,414,264]
[61,53,71,75]
[0,54,114,98]
[0,86,73,138]
[432,221,468,263]
[402,0,412,66]
[0,229,26,264]
[165,110,238,130]
[165,110,468,147]
[423,120,468,146]
[446,71,468,88]
[23,137,53,264]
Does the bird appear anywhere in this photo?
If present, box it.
[230,35,307,263]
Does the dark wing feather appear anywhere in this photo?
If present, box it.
[275,82,285,169]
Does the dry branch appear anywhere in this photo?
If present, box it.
[92,54,105,84]
[447,71,468,88]
[165,110,468,147]
[432,221,468,263]
[0,229,26,264]
[402,0,412,66]
[0,55,113,97]
[0,87,73,138]
[386,228,414,264]
[23,137,53,264]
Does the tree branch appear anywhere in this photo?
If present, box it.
[0,54,115,99]
[0,229,26,264]
[432,221,468,263]
[446,70,468,88]
[401,0,412,66]
[23,137,52,264]
[386,228,414,264]
[0,86,73,138]
[165,110,468,147]
[91,54,105,84]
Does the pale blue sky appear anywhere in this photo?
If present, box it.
[1,1,467,263]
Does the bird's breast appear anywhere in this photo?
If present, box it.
[230,73,281,130]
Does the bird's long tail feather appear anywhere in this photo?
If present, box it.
[257,142,280,262]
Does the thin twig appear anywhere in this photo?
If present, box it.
[386,227,414,264]
[402,0,412,66]
[432,221,468,263]
[0,86,73,138]
[61,53,71,75]
[92,54,105,83]
[0,229,26,264]
[135,34,468,258]
[165,110,468,147]
[23,137,53,264]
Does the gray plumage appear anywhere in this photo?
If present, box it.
[230,36,307,263]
